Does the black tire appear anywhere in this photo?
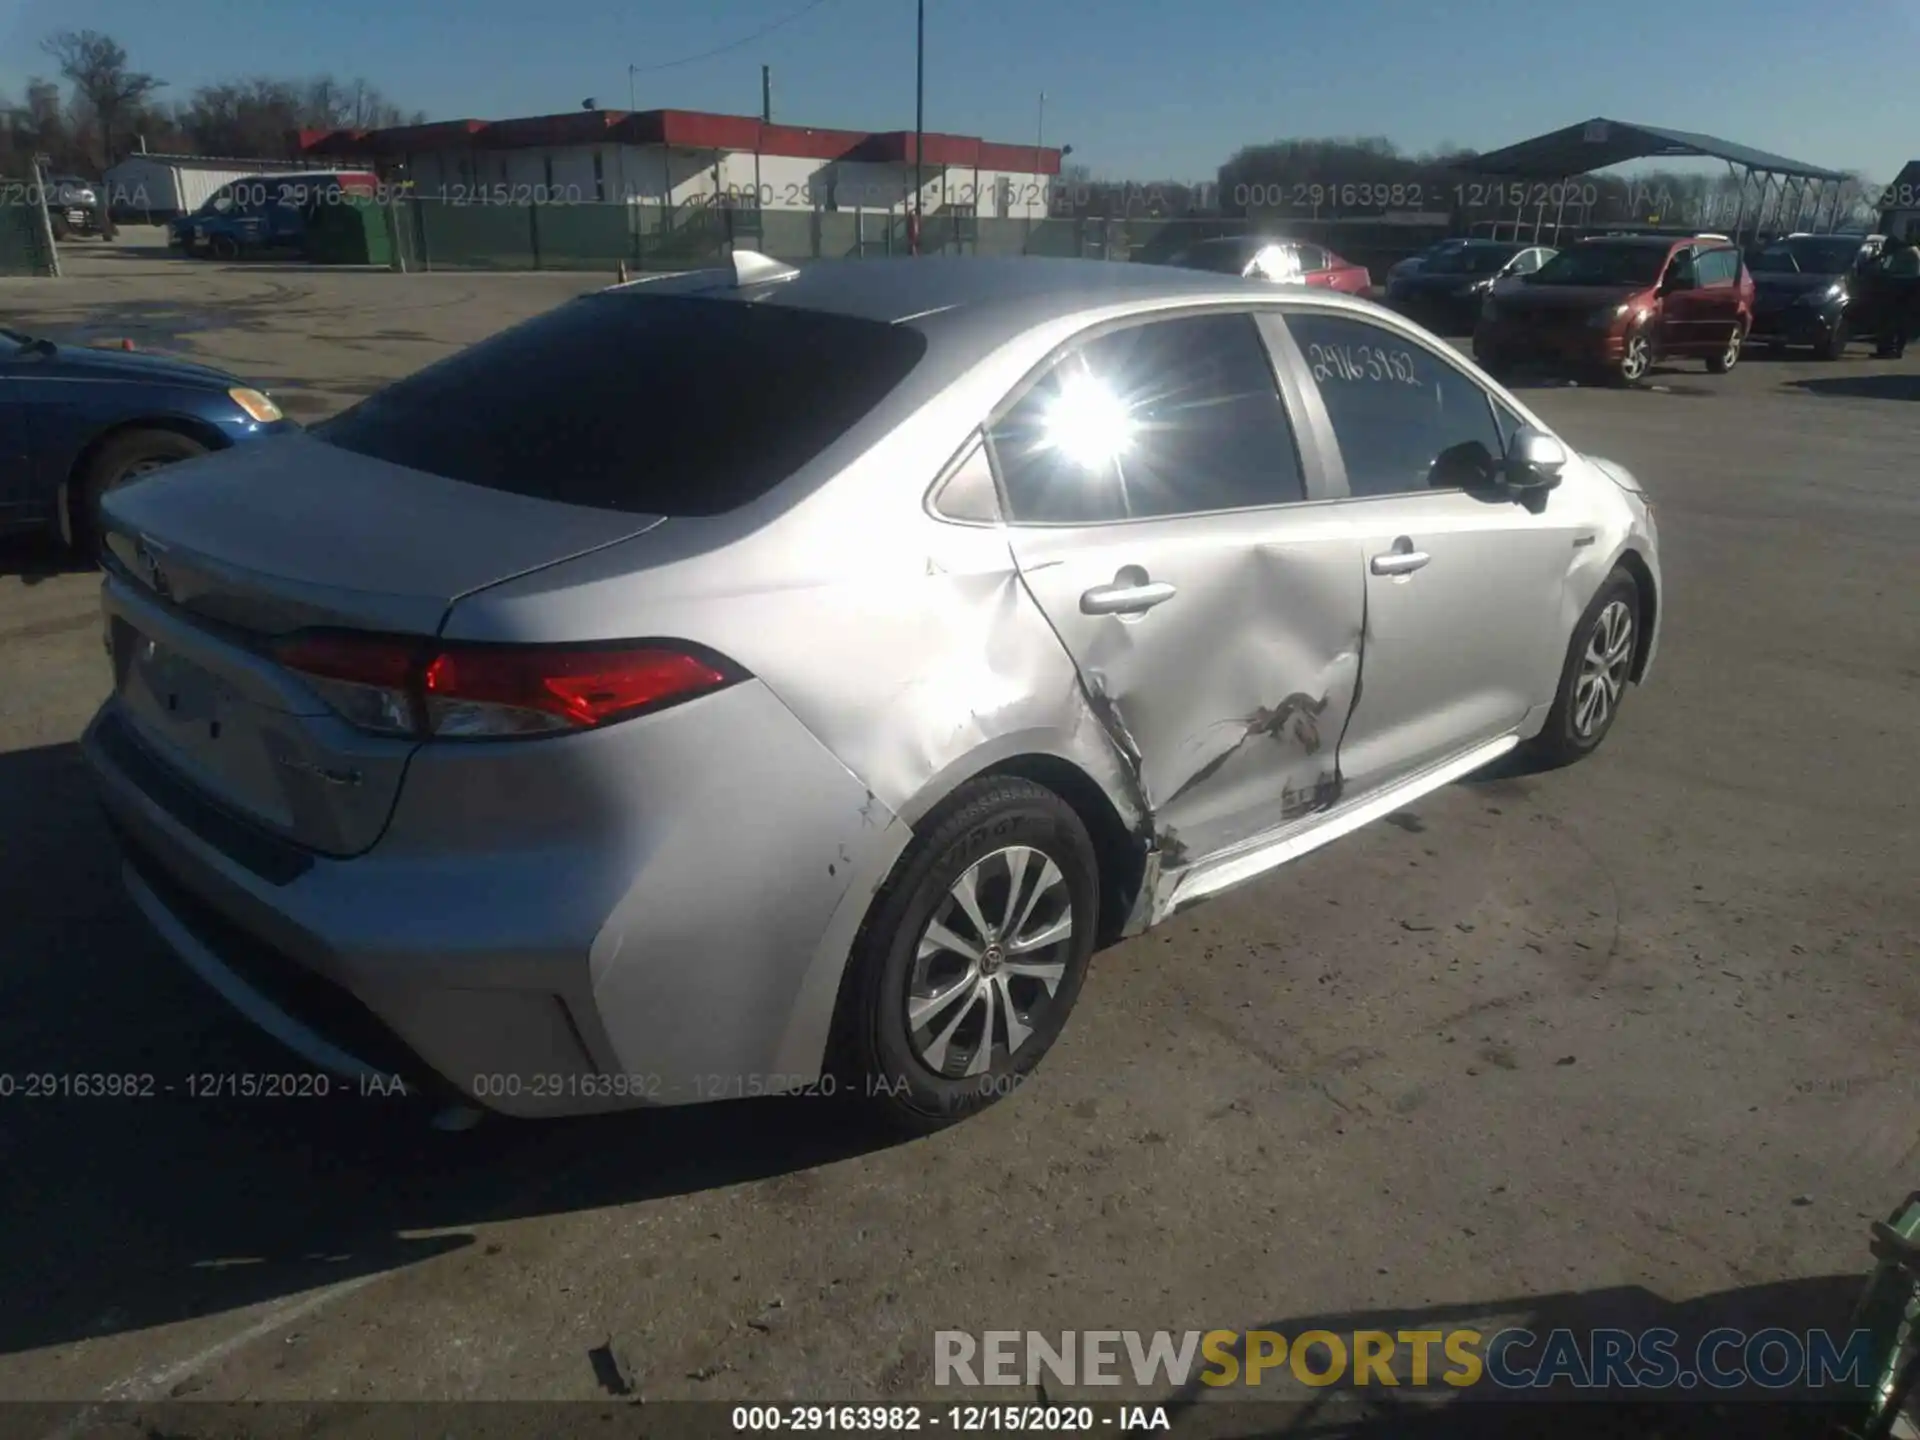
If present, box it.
[74,428,207,547]
[209,233,240,261]
[1705,322,1744,374]
[1524,569,1643,769]
[1816,316,1850,361]
[835,776,1099,1136]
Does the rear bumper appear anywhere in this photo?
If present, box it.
[1476,320,1619,367]
[83,679,904,1118]
[1390,291,1485,334]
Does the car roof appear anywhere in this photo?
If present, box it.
[680,255,1285,324]
[1572,235,1690,248]
[603,255,1391,361]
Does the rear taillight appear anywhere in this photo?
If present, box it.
[273,632,738,740]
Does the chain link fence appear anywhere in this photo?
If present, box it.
[370,197,1444,277]
[0,181,60,277]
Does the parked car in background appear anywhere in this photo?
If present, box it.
[1748,233,1889,358]
[0,325,293,544]
[1474,235,1754,383]
[83,253,1661,1135]
[1160,236,1372,293]
[1384,237,1470,287]
[172,171,378,258]
[44,175,105,239]
[1386,240,1555,334]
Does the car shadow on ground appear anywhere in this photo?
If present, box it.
[0,533,91,582]
[1787,372,1920,402]
[1153,1273,1874,1438]
[0,739,907,1358]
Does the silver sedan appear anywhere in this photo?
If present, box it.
[84,252,1661,1132]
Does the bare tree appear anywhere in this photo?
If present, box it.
[41,29,163,165]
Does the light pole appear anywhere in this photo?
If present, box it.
[912,0,925,254]
[628,64,637,112]
[1034,91,1045,218]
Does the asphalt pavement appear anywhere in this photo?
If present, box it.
[1,246,1915,1423]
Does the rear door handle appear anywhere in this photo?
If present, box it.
[1371,550,1431,576]
[1080,580,1177,616]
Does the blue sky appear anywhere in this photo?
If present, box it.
[3,0,1915,184]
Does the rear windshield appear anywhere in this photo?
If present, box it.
[1531,243,1669,286]
[313,292,928,516]
[1426,246,1515,276]
[1754,238,1861,274]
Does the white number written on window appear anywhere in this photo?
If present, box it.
[1307,342,1422,386]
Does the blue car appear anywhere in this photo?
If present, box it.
[0,325,295,545]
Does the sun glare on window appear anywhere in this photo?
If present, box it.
[1041,372,1138,471]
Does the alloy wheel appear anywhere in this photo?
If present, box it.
[1573,599,1635,739]
[1721,327,1743,370]
[906,844,1073,1079]
[1621,332,1651,382]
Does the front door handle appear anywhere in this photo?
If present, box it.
[1080,579,1177,616]
[1371,549,1431,576]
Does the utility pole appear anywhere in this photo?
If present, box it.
[1034,91,1045,223]
[913,0,924,255]
[628,64,637,113]
[762,65,772,123]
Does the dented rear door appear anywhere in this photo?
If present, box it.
[991,309,1365,868]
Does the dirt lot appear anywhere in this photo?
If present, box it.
[2,248,1917,1425]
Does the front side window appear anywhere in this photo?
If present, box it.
[1695,248,1737,285]
[989,312,1307,524]
[1286,311,1504,499]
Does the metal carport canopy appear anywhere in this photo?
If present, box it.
[1462,117,1848,181]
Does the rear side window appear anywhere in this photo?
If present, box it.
[988,312,1307,524]
[313,294,928,516]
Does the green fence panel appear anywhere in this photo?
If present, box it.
[413,200,537,271]
[0,190,55,276]
[637,206,727,272]
[531,203,636,268]
[759,209,817,262]
[1021,218,1084,258]
[305,197,392,265]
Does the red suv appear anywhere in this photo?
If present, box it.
[1473,234,1755,383]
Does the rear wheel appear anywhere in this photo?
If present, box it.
[835,776,1099,1136]
[74,428,208,548]
[1705,322,1744,374]
[1524,570,1641,769]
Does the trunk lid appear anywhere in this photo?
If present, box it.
[98,435,664,856]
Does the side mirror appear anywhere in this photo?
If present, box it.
[1501,427,1567,491]
[1661,269,1694,293]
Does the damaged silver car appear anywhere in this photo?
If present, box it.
[84,252,1661,1132]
